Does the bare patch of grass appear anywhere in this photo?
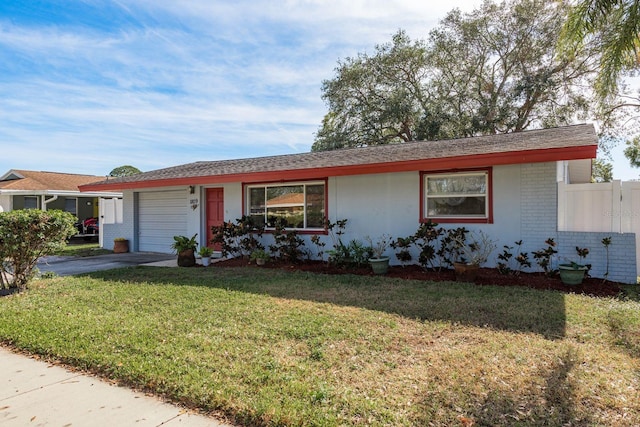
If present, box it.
[0,267,638,426]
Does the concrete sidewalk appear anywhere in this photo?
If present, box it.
[37,252,177,276]
[0,347,234,427]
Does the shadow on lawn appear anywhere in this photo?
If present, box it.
[415,346,588,426]
[87,266,567,339]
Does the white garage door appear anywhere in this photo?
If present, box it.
[138,190,188,253]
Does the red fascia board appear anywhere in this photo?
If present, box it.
[79,145,596,192]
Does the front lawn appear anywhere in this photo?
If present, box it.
[53,242,111,257]
[0,266,638,426]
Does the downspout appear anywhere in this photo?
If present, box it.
[42,195,58,211]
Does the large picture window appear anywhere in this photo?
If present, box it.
[247,181,325,230]
[422,169,492,223]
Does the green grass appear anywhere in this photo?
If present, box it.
[54,242,111,257]
[1,266,639,426]
[621,284,640,302]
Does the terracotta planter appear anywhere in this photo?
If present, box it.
[369,257,390,275]
[454,262,479,282]
[177,249,196,267]
[113,240,129,254]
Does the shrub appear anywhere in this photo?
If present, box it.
[414,221,444,270]
[0,209,77,291]
[497,240,531,275]
[533,238,558,276]
[390,236,415,267]
[269,217,305,263]
[211,216,264,258]
[437,227,469,268]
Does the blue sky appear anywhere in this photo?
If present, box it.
[0,0,637,180]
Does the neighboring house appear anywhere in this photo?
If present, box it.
[81,124,638,284]
[0,169,122,239]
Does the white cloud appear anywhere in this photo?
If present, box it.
[0,0,485,176]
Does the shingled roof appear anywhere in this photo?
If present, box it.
[82,124,598,191]
[0,170,106,192]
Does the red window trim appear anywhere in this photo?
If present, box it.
[242,178,330,235]
[419,167,494,224]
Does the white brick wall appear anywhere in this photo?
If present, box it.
[520,162,559,255]
[517,163,636,283]
[558,231,637,284]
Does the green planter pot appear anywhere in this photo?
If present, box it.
[369,257,390,275]
[558,263,587,285]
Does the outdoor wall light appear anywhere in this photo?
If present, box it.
[189,185,195,194]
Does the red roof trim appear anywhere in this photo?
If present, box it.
[80,145,596,192]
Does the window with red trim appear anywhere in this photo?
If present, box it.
[422,169,492,223]
[246,181,325,230]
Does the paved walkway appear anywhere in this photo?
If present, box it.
[0,347,234,427]
[37,252,177,276]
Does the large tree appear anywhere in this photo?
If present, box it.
[560,0,640,100]
[314,31,431,150]
[560,0,640,171]
[109,165,142,177]
[313,0,599,151]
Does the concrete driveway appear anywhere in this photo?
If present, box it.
[37,252,177,276]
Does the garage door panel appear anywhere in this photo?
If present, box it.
[138,191,187,253]
[139,215,186,224]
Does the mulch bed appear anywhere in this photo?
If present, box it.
[213,257,624,298]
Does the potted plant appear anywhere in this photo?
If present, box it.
[171,234,198,267]
[366,234,392,274]
[250,248,270,266]
[451,230,496,282]
[113,237,129,254]
[558,246,590,285]
[198,246,213,266]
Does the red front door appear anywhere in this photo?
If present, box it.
[206,188,224,250]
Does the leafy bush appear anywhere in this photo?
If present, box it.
[437,227,469,267]
[414,221,444,269]
[390,236,414,267]
[0,209,76,291]
[211,216,264,257]
[533,238,558,276]
[269,217,305,263]
[497,240,531,275]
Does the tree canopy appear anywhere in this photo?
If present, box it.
[109,165,142,177]
[624,136,640,168]
[313,0,599,151]
[560,0,640,173]
[560,0,640,100]
[591,159,614,182]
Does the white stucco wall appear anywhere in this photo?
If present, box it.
[101,163,556,261]
[99,161,636,281]
[329,171,420,242]
[323,165,530,266]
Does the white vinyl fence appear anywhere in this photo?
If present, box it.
[558,180,640,272]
